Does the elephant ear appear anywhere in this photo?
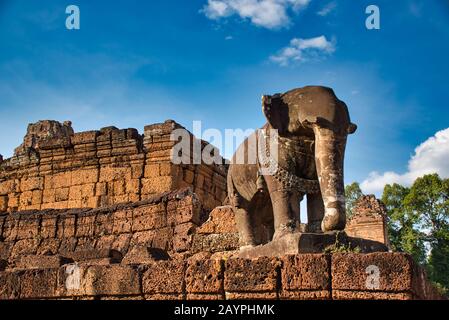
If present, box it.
[262,94,289,134]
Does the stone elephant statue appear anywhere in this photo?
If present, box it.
[227,86,357,247]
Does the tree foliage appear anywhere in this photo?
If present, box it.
[382,174,449,292]
[345,182,364,218]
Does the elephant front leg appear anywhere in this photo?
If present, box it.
[269,187,302,241]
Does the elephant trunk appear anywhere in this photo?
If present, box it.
[313,127,347,232]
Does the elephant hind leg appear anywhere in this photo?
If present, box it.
[249,191,274,245]
[234,207,257,247]
[307,192,325,233]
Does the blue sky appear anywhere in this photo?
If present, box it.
[1,0,449,195]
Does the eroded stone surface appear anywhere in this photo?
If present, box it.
[186,259,224,294]
[332,253,414,292]
[142,259,185,295]
[224,257,280,293]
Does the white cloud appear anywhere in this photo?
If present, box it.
[225,35,234,40]
[317,1,337,16]
[361,128,449,194]
[270,35,335,66]
[202,0,311,29]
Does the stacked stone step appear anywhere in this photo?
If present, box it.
[0,188,203,269]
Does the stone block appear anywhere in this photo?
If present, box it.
[111,234,132,254]
[331,253,414,294]
[142,260,185,294]
[112,210,133,234]
[20,177,43,192]
[18,191,33,208]
[130,230,156,248]
[167,195,201,225]
[132,203,167,232]
[69,249,123,263]
[13,255,73,270]
[56,215,76,238]
[16,214,41,240]
[0,271,21,300]
[173,223,196,252]
[95,182,107,196]
[40,214,58,238]
[42,188,56,204]
[95,235,116,251]
[196,206,236,234]
[47,172,72,189]
[191,233,239,254]
[76,212,97,237]
[126,179,140,194]
[0,180,17,196]
[112,180,126,196]
[122,246,170,265]
[63,265,141,297]
[69,184,95,201]
[19,268,58,299]
[141,176,173,195]
[159,163,175,176]
[281,254,330,291]
[224,257,280,293]
[71,131,99,145]
[99,167,132,183]
[7,195,19,210]
[279,254,331,299]
[71,169,98,186]
[2,215,20,241]
[9,239,40,259]
[150,227,173,251]
[186,259,223,294]
[144,164,159,178]
[36,239,61,256]
[94,212,114,236]
[58,237,78,256]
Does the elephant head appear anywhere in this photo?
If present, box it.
[262,86,357,232]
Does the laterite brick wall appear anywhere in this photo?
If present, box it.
[0,120,227,213]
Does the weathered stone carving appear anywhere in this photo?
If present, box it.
[14,120,74,156]
[345,195,390,246]
[227,86,358,247]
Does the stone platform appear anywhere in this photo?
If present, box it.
[0,252,444,300]
[238,232,388,259]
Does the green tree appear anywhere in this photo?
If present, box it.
[405,174,449,289]
[382,174,449,291]
[382,183,425,263]
[345,182,364,218]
